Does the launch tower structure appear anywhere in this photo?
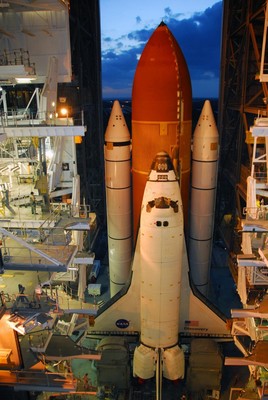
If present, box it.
[217,0,268,252]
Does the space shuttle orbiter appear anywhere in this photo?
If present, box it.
[92,151,228,371]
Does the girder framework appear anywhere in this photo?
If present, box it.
[69,0,105,227]
[217,0,268,249]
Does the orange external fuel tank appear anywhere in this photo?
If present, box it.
[132,22,192,242]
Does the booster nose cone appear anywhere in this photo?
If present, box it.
[193,99,218,140]
[105,100,130,143]
[192,100,219,162]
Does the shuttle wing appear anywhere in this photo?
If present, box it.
[89,235,229,338]
[90,232,141,333]
[180,239,229,338]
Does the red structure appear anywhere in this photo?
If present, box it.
[132,22,192,241]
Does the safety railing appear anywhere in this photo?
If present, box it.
[243,205,268,220]
[1,242,73,270]
[39,205,62,243]
[0,203,92,244]
[0,110,84,128]
[50,203,91,218]
[11,370,77,389]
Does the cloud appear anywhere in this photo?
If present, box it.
[102,1,223,98]
[127,28,152,42]
[167,3,223,81]
[164,7,172,17]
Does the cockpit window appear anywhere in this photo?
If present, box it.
[146,196,178,213]
[151,153,174,172]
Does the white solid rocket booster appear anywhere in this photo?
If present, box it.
[188,100,219,296]
[133,152,184,384]
[104,100,132,297]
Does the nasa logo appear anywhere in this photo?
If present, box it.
[116,319,129,329]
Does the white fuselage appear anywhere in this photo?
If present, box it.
[140,169,183,348]
[134,153,185,382]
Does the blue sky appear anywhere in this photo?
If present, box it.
[100,0,223,99]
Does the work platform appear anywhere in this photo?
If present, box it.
[225,341,268,368]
